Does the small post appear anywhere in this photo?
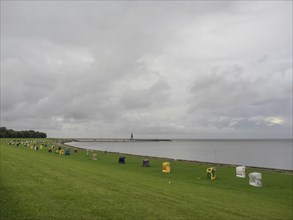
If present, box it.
[214,148,217,163]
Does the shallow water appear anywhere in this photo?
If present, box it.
[67,139,292,170]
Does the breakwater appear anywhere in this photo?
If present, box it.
[72,138,172,142]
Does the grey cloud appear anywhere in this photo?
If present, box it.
[189,58,291,112]
[121,80,171,110]
[189,67,256,111]
[1,1,292,138]
[184,57,292,138]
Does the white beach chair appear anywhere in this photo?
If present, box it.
[236,166,246,178]
[249,172,262,187]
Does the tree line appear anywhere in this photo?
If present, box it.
[0,127,47,138]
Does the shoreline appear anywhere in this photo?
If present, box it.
[63,141,293,174]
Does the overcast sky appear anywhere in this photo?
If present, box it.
[1,1,292,139]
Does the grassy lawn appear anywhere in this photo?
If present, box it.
[1,139,292,220]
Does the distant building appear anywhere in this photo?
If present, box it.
[130,133,133,140]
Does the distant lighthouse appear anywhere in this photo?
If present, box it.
[130,133,133,140]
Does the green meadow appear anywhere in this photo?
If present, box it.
[1,139,292,220]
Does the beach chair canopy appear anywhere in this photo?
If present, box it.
[65,148,70,156]
[142,159,150,167]
[249,172,262,187]
[207,167,216,180]
[92,153,97,160]
[119,156,125,164]
[236,166,246,178]
[162,162,170,173]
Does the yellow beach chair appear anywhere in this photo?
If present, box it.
[162,162,170,173]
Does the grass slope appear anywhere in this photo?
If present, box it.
[1,139,292,220]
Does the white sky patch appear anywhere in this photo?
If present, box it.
[228,120,239,127]
[265,117,284,126]
[249,116,285,126]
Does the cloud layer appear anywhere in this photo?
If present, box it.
[1,1,292,138]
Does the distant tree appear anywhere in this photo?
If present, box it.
[0,127,47,138]
[40,132,47,138]
[23,131,30,138]
[18,131,25,138]
[8,129,17,138]
[0,127,8,138]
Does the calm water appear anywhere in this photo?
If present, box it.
[67,139,292,170]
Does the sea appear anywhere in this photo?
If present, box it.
[66,139,292,170]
